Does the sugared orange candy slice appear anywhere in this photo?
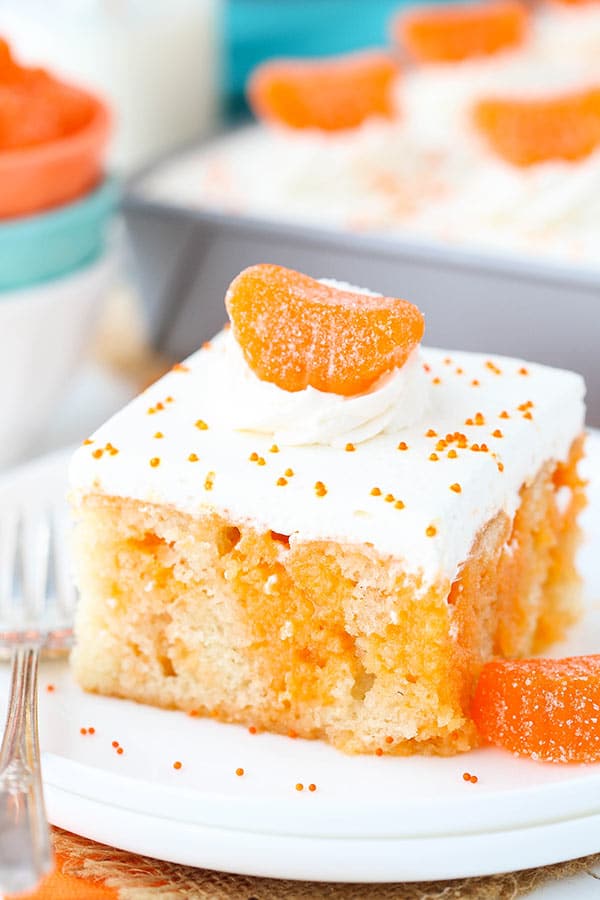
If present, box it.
[225,264,424,396]
[247,51,399,131]
[394,1,528,63]
[474,89,600,166]
[472,655,600,763]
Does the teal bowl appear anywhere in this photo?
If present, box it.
[0,176,119,292]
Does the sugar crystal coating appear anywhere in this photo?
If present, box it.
[472,655,600,763]
[225,264,424,396]
[247,51,399,132]
[394,0,528,63]
[474,89,600,166]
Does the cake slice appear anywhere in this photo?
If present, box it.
[70,265,586,755]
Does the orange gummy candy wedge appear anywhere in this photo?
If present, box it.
[225,264,424,396]
[474,89,600,166]
[472,655,600,763]
[247,50,399,131]
[394,0,528,63]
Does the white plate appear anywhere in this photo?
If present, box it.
[1,437,600,883]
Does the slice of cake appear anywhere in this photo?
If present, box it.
[70,265,586,755]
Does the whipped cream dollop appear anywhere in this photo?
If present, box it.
[206,278,430,447]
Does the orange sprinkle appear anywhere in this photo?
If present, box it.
[270,444,280,453]
[154,431,164,439]
[523,410,533,420]
[236,767,245,776]
[345,442,356,452]
[195,419,209,430]
[384,493,395,503]
[397,441,409,451]
[92,449,103,459]
[432,377,441,385]
[423,363,431,373]
[288,729,298,739]
[172,362,190,372]
[518,401,534,411]
[450,483,462,493]
[308,783,317,792]
[471,379,480,387]
[257,457,266,466]
[497,461,505,472]
[474,412,485,425]
[156,402,165,411]
[426,429,437,437]
[80,728,87,735]
[456,367,464,375]
[88,727,95,735]
[395,499,405,510]
[435,440,448,451]
[426,525,437,537]
[371,486,382,496]
[375,747,384,756]
[443,357,452,365]
[429,453,439,462]
[385,736,394,744]
[149,457,160,467]
[112,741,119,748]
[485,360,502,375]
[295,783,304,791]
[173,761,182,770]
[117,747,124,755]
[83,438,93,446]
[470,774,478,784]
[202,341,212,350]
[107,446,119,456]
[500,410,510,419]
[204,472,215,490]
[249,452,259,461]
[277,477,288,486]
[147,407,156,415]
[314,480,328,497]
[248,726,257,735]
[465,418,474,426]
[188,710,200,718]
[480,443,489,452]
[46,684,55,693]
[448,449,458,459]
[285,468,294,477]
[492,429,503,438]
[188,453,199,462]
[463,772,471,782]
[166,396,174,404]
[518,366,529,376]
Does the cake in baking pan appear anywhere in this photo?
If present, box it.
[70,265,586,755]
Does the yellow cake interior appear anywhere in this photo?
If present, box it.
[71,435,585,756]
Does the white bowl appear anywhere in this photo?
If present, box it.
[0,252,116,469]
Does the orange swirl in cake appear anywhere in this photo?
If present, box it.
[474,88,600,165]
[225,264,424,396]
[393,0,529,63]
[247,51,399,131]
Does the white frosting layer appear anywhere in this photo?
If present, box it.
[70,340,585,588]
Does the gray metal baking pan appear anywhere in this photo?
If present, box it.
[123,182,600,425]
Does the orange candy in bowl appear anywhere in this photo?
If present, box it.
[0,38,110,219]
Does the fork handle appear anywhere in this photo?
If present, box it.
[0,645,53,894]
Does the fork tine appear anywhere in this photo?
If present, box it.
[49,507,75,625]
[0,512,17,628]
[18,511,50,627]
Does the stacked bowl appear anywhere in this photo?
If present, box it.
[0,37,118,467]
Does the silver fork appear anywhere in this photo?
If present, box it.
[0,505,75,894]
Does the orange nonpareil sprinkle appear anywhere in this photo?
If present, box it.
[295,783,304,791]
[425,429,437,437]
[204,472,215,490]
[288,729,298,739]
[195,419,209,430]
[46,684,55,693]
[257,457,266,466]
[471,379,480,387]
[395,499,405,510]
[384,493,395,503]
[426,525,437,537]
[375,747,384,756]
[518,366,529,375]
[277,477,288,486]
[385,736,394,744]
[80,728,87,735]
[450,483,462,493]
[91,449,103,459]
[173,761,182,770]
[172,362,190,373]
[497,461,505,472]
[397,441,409,451]
[149,457,160,467]
[500,410,510,419]
[429,452,439,461]
[308,783,317,792]
[188,453,199,462]
[117,747,124,755]
[448,449,458,459]
[83,438,93,446]
[249,452,259,461]
[314,481,328,497]
[154,432,164,439]
[270,444,280,453]
[345,442,356,452]
[236,767,245,776]
[371,486,382,496]
[248,726,257,735]
[88,727,95,735]
[284,468,294,477]
[112,741,119,748]
[492,429,503,438]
